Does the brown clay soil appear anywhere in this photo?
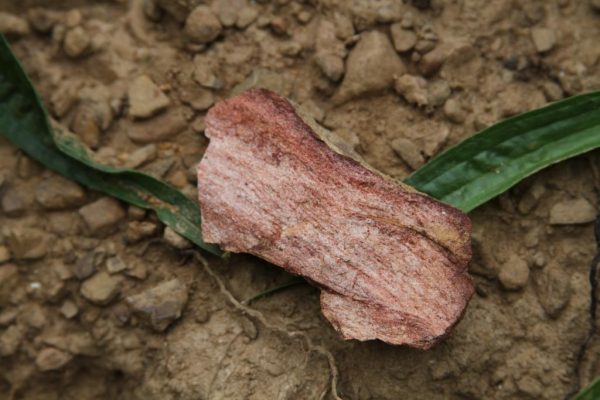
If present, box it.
[0,0,600,399]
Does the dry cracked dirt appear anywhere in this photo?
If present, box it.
[0,0,600,399]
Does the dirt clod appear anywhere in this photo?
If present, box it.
[80,271,121,305]
[36,347,73,371]
[184,6,222,44]
[126,278,189,331]
[498,255,530,291]
[78,197,126,236]
[549,198,597,225]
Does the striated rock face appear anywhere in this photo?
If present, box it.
[197,89,473,349]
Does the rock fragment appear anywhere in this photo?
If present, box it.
[63,26,91,58]
[126,221,159,243]
[78,197,126,236]
[534,262,571,318]
[80,271,121,305]
[126,278,189,331]
[35,176,85,210]
[59,300,79,319]
[236,7,258,29]
[549,198,596,225]
[36,348,73,371]
[391,137,425,170]
[498,255,529,291]
[333,31,405,104]
[27,8,57,33]
[128,75,171,119]
[7,227,50,260]
[127,108,187,143]
[184,6,222,44]
[1,187,30,217]
[106,256,128,274]
[314,20,346,82]
[390,23,417,52]
[531,28,556,53]
[197,89,473,349]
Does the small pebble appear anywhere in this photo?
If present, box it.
[6,227,50,260]
[78,197,126,236]
[391,137,425,170]
[80,271,121,305]
[1,187,30,217]
[63,26,91,58]
[549,198,596,225]
[128,75,171,119]
[184,6,222,44]
[36,347,73,371]
[236,7,258,29]
[126,278,189,331]
[59,300,79,319]
[498,255,529,291]
[35,176,85,210]
[390,23,417,53]
[124,144,157,169]
[106,256,128,274]
[443,98,466,123]
[531,28,556,53]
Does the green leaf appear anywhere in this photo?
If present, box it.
[406,92,600,212]
[574,378,600,400]
[0,34,221,256]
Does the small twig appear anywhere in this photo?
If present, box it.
[183,250,342,400]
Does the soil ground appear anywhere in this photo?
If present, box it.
[0,0,600,399]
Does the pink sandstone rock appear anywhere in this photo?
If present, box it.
[197,89,473,349]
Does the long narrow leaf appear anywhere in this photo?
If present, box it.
[574,378,600,400]
[406,93,600,212]
[0,35,221,256]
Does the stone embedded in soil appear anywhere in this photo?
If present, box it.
[530,28,556,53]
[63,26,91,58]
[333,31,405,104]
[197,89,473,349]
[36,348,73,371]
[394,74,428,107]
[549,198,596,225]
[60,300,79,319]
[35,176,85,210]
[7,227,51,260]
[390,137,425,170]
[0,12,30,37]
[106,256,128,274]
[124,144,158,169]
[126,278,189,332]
[1,186,30,217]
[128,75,171,119]
[80,271,121,305]
[390,23,417,52]
[534,262,571,318]
[79,197,126,236]
[128,108,187,143]
[236,7,258,29]
[314,19,346,82]
[498,255,530,291]
[0,264,19,304]
[0,308,17,327]
[184,6,222,44]
[74,251,103,280]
